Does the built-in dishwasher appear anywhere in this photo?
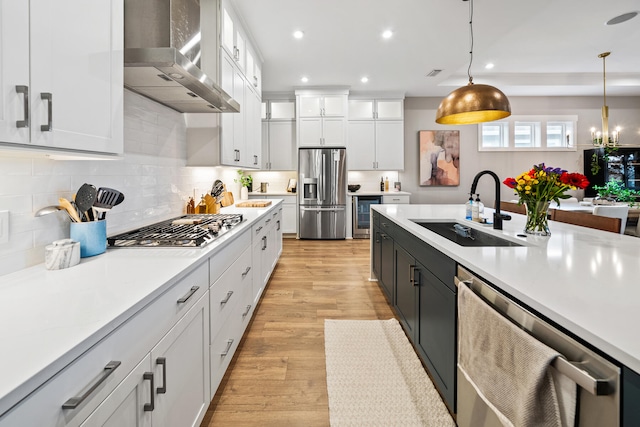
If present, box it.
[455,266,620,427]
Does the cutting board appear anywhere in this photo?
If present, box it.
[220,185,235,207]
[235,200,272,208]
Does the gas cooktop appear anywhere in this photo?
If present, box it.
[107,214,244,248]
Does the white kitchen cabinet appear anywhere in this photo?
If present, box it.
[298,117,346,147]
[245,82,261,168]
[149,294,210,427]
[79,355,153,427]
[220,52,247,166]
[261,99,296,170]
[0,262,209,427]
[296,89,348,147]
[382,194,410,204]
[80,292,209,427]
[348,98,404,170]
[348,99,403,120]
[0,0,123,156]
[248,195,296,234]
[221,4,246,75]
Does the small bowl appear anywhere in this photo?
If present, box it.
[348,184,361,192]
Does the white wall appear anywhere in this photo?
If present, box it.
[0,91,239,277]
[400,96,640,208]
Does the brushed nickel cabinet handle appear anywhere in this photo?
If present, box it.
[41,92,52,131]
[156,357,167,394]
[62,361,121,409]
[221,339,234,356]
[143,372,154,411]
[241,266,251,277]
[15,85,29,128]
[220,290,234,304]
[261,235,267,250]
[177,286,199,304]
[242,304,252,317]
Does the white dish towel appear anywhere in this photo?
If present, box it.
[457,283,577,427]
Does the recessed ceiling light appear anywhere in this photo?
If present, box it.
[301,76,309,83]
[606,11,638,25]
[361,77,369,83]
[485,63,495,70]
[382,30,393,39]
[293,30,304,39]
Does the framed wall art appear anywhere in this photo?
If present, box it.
[419,130,460,186]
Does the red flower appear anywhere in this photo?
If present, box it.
[503,177,517,189]
[560,172,589,189]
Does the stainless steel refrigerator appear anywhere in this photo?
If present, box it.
[298,147,347,239]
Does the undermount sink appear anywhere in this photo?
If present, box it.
[413,221,523,247]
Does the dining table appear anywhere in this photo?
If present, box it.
[550,200,640,218]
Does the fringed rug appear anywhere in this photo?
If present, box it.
[324,318,456,427]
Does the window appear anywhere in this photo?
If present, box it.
[478,115,577,151]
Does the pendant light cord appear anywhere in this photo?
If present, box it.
[467,0,474,84]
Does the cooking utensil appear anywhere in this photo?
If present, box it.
[94,188,125,220]
[35,205,77,222]
[211,180,224,202]
[58,198,82,223]
[75,183,98,221]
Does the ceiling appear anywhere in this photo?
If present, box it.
[232,0,640,98]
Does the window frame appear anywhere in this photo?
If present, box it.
[478,115,578,152]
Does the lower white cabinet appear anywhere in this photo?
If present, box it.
[382,194,410,204]
[0,206,283,427]
[80,293,210,427]
[248,195,296,234]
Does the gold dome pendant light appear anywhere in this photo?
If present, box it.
[435,0,511,125]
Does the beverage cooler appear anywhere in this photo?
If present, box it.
[583,147,640,197]
[352,195,382,238]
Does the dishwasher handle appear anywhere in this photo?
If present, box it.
[455,275,614,396]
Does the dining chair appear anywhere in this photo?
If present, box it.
[552,209,622,233]
[592,205,629,234]
[499,201,526,215]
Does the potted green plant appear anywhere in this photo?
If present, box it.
[593,180,639,207]
[234,170,253,200]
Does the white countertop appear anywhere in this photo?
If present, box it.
[248,191,296,196]
[348,190,411,196]
[373,204,640,373]
[0,201,282,417]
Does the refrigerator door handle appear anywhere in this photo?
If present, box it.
[320,154,326,203]
[300,206,345,212]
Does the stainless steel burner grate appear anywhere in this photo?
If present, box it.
[107,214,244,247]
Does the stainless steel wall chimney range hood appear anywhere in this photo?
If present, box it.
[124,0,240,113]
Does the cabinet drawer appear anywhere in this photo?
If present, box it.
[0,262,208,427]
[210,304,244,395]
[209,246,252,341]
[382,194,409,204]
[209,228,251,285]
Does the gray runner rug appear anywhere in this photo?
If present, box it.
[324,318,456,427]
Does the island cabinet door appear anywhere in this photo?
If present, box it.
[379,231,395,303]
[416,263,457,413]
[623,366,640,426]
[394,245,419,341]
[372,226,382,279]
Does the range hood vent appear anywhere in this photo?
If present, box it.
[124,0,239,113]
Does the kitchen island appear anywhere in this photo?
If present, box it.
[372,204,640,423]
[0,201,283,426]
[372,203,640,372]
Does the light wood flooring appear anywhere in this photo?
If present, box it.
[200,238,396,426]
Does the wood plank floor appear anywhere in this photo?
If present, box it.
[200,238,396,427]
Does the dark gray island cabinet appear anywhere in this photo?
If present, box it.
[372,211,457,412]
[371,210,640,425]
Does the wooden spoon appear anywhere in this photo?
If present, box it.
[58,198,82,223]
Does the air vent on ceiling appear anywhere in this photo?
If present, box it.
[426,69,442,77]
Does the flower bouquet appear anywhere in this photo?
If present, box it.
[503,164,589,235]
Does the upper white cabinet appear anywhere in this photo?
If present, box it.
[261,98,296,170]
[296,89,348,147]
[348,97,404,170]
[349,99,403,120]
[187,0,262,168]
[0,0,123,156]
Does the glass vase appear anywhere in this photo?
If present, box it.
[524,200,551,236]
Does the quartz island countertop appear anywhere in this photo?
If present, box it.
[372,204,640,373]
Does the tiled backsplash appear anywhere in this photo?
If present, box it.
[0,91,235,277]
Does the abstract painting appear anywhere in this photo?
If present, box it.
[419,130,460,186]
